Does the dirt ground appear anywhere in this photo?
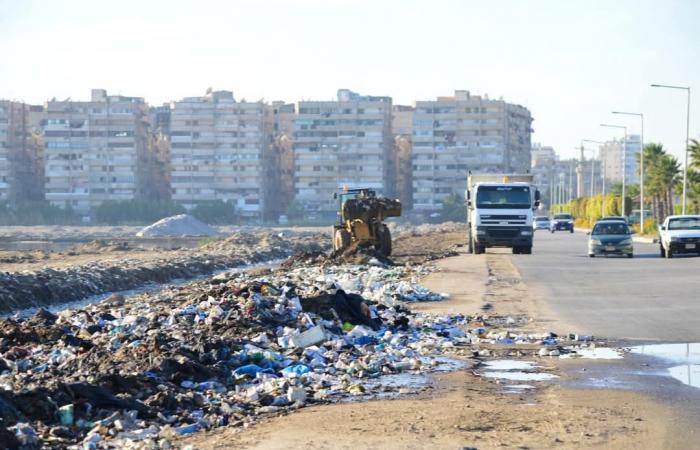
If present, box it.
[182,371,668,450]
[179,248,679,450]
[0,225,466,273]
[0,225,683,448]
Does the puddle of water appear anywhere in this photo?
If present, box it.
[341,356,469,402]
[480,359,558,382]
[503,384,536,393]
[424,356,470,372]
[482,371,559,381]
[667,364,700,389]
[560,347,623,360]
[630,343,700,365]
[483,360,538,371]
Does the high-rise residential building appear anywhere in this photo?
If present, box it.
[169,90,270,219]
[0,101,44,204]
[411,90,533,213]
[600,134,641,186]
[392,105,414,209]
[531,143,557,207]
[43,89,151,215]
[293,89,393,218]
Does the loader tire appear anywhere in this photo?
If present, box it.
[334,228,352,252]
[377,224,392,256]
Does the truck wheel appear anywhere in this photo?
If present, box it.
[570,228,574,233]
[550,229,555,234]
[376,224,392,256]
[474,244,485,255]
[523,246,532,254]
[589,253,595,258]
[333,228,351,252]
[659,245,666,258]
[512,247,521,254]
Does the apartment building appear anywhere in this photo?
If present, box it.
[531,143,557,208]
[0,101,44,204]
[411,90,533,213]
[169,90,270,219]
[599,134,641,186]
[293,89,393,217]
[43,89,151,215]
[392,105,414,209]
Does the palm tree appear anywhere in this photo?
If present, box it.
[637,143,666,221]
[689,138,700,169]
[687,170,700,214]
[657,154,681,219]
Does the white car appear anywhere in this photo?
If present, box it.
[533,216,550,231]
[658,215,700,258]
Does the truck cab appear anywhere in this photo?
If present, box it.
[466,174,540,255]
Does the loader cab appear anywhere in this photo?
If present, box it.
[334,188,376,223]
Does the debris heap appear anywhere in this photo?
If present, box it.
[0,264,470,449]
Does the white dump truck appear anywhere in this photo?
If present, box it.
[465,173,541,254]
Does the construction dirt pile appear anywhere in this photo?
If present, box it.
[0,231,327,314]
[136,215,220,238]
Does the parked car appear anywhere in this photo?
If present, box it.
[550,213,574,233]
[533,216,551,231]
[588,220,634,258]
[599,216,627,223]
[658,215,700,258]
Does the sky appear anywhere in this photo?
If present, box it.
[1,0,699,161]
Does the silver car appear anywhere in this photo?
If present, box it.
[533,216,550,231]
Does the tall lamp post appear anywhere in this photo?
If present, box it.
[601,124,628,216]
[612,111,645,232]
[582,139,605,198]
[651,84,691,214]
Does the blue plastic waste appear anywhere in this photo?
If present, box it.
[233,364,273,376]
[496,338,514,345]
[542,337,558,345]
[175,423,200,434]
[353,336,377,346]
[280,364,311,377]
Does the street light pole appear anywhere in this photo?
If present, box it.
[583,139,606,200]
[612,111,644,232]
[651,84,691,214]
[601,124,628,216]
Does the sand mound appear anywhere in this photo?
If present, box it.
[136,214,220,237]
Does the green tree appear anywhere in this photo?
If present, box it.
[440,193,467,223]
[94,200,185,225]
[689,138,700,169]
[190,200,237,225]
[286,200,305,221]
[636,143,679,222]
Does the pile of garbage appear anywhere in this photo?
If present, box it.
[0,262,473,449]
[136,215,220,238]
[0,231,327,314]
[275,264,449,305]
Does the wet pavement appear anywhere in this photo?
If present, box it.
[558,341,700,445]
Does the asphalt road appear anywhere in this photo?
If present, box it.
[506,230,700,342]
